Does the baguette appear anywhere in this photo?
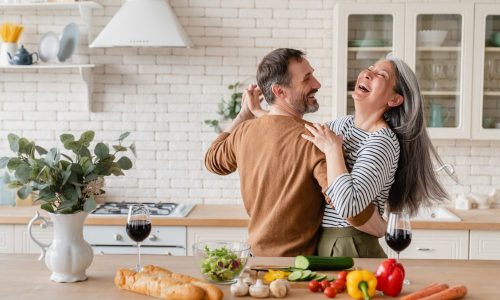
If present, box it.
[142,265,224,300]
[114,268,205,300]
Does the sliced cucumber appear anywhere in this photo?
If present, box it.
[299,270,312,280]
[287,270,303,281]
[314,274,327,281]
[326,275,335,282]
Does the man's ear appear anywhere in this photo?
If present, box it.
[271,84,285,99]
[388,94,403,108]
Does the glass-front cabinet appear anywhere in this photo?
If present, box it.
[472,4,500,139]
[334,2,478,139]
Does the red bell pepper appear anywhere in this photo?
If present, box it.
[375,258,405,297]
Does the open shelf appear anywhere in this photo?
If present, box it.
[0,64,95,111]
[0,1,102,42]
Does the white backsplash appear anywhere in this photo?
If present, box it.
[1,0,499,206]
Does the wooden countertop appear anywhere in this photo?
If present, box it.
[1,204,500,230]
[0,254,494,299]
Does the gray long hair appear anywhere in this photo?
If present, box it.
[384,56,449,215]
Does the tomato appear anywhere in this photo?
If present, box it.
[324,287,337,298]
[337,271,348,280]
[320,280,330,290]
[331,280,345,293]
[308,280,321,293]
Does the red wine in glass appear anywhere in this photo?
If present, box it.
[386,212,412,285]
[127,204,151,271]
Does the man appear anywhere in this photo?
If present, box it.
[205,48,327,256]
[205,48,384,257]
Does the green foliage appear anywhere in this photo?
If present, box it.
[204,82,243,133]
[0,131,135,214]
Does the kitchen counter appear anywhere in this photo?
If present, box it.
[1,204,500,229]
[0,254,495,299]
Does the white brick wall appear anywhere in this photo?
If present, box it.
[1,0,500,206]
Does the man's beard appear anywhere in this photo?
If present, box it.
[303,89,319,113]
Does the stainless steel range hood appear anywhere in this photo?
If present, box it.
[89,0,192,48]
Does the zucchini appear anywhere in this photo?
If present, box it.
[294,255,354,271]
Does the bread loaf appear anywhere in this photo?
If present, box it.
[142,265,224,300]
[114,268,205,300]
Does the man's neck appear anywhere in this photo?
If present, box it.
[268,102,304,119]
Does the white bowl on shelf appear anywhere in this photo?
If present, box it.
[417,30,447,47]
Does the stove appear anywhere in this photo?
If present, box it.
[90,202,194,217]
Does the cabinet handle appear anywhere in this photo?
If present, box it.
[98,250,105,255]
[114,234,122,241]
[149,234,157,241]
[165,251,172,256]
[416,247,432,251]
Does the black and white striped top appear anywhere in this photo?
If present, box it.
[322,115,400,227]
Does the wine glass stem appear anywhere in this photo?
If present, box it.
[397,252,400,261]
[137,242,142,271]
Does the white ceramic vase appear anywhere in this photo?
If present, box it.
[0,42,18,66]
[28,211,94,283]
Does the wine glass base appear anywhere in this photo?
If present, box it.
[404,278,411,285]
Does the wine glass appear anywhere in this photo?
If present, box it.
[385,211,412,284]
[385,211,412,260]
[126,204,152,272]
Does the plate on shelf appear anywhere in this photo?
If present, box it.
[38,31,60,62]
[57,22,79,62]
[348,39,387,47]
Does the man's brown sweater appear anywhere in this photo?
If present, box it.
[205,115,329,257]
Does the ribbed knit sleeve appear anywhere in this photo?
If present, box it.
[204,132,238,175]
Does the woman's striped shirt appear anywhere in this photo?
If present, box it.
[322,115,400,227]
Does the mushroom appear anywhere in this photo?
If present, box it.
[249,279,270,298]
[243,276,255,286]
[270,279,289,298]
[230,277,249,297]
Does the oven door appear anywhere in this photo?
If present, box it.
[91,245,186,256]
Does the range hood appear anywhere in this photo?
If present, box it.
[89,0,192,48]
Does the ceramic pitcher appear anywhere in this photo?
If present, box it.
[28,211,94,283]
[428,102,450,127]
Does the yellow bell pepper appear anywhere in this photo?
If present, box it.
[346,270,377,300]
[263,269,290,284]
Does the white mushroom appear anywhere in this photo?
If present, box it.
[243,276,255,286]
[270,279,289,298]
[249,279,270,298]
[230,277,249,297]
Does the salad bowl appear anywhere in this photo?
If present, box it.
[193,241,250,284]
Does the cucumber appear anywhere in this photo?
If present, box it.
[287,270,303,281]
[294,256,354,271]
[307,272,317,280]
[326,275,335,282]
[299,270,312,280]
[314,274,327,281]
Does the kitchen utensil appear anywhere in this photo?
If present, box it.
[0,42,17,66]
[38,31,60,62]
[193,240,250,284]
[8,44,38,65]
[57,22,79,62]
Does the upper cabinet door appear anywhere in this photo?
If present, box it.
[405,3,474,139]
[472,5,500,139]
[333,3,405,118]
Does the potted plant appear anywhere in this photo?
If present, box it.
[0,131,135,282]
[204,82,243,133]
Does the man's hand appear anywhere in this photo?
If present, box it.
[245,84,267,117]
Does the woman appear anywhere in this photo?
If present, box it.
[301,55,449,257]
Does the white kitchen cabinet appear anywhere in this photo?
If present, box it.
[472,5,500,139]
[187,227,248,256]
[14,224,53,254]
[334,2,481,139]
[0,225,14,253]
[379,229,469,259]
[469,230,500,260]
